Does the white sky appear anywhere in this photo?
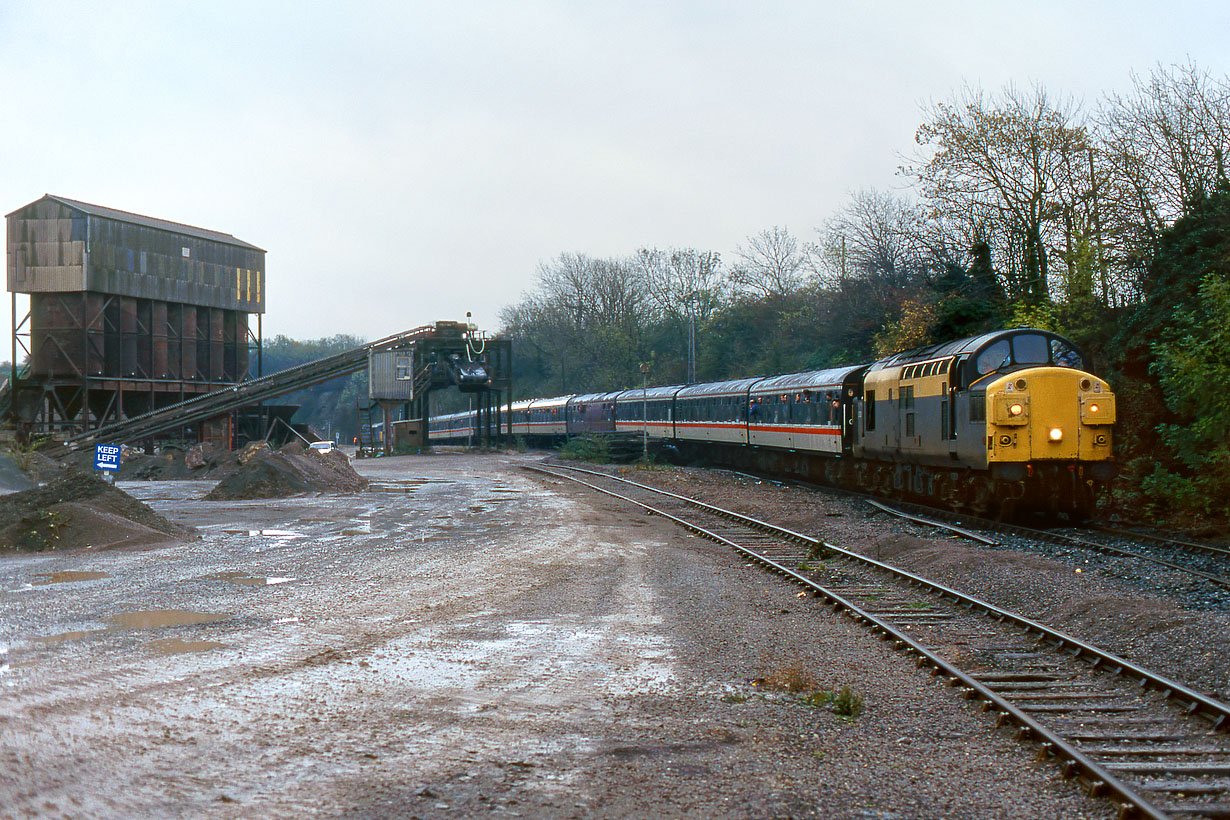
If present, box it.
[2,1,1227,344]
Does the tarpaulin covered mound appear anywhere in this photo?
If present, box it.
[203,443,367,500]
[0,467,196,552]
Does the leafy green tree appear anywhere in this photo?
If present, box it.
[1148,272,1230,516]
[1113,183,1230,518]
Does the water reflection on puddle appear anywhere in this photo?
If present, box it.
[33,571,110,585]
[368,478,454,494]
[206,571,296,586]
[106,610,230,629]
[35,609,232,646]
[146,637,224,655]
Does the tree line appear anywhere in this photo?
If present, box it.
[500,62,1230,522]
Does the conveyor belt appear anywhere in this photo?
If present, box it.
[41,325,441,457]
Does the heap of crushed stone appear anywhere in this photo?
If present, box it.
[203,442,367,500]
[0,467,196,552]
[63,441,242,481]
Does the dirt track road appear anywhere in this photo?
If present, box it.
[0,453,1109,819]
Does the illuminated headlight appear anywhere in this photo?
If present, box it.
[1008,403,1024,416]
[1049,427,1064,442]
[1088,403,1100,414]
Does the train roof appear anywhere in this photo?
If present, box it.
[614,384,684,401]
[526,395,573,410]
[748,364,867,395]
[567,391,622,405]
[868,327,1085,370]
[674,377,763,399]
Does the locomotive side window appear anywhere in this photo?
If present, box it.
[865,390,876,430]
[1050,338,1084,368]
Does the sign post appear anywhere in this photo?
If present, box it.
[94,444,121,484]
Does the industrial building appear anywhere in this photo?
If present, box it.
[5,194,265,445]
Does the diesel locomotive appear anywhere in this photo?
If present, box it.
[428,328,1117,518]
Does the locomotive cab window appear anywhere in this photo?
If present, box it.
[1012,333,1049,365]
[975,340,1011,375]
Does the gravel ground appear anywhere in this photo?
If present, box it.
[0,452,1120,818]
[584,460,1230,702]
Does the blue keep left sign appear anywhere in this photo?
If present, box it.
[94,444,121,472]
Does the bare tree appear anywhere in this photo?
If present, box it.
[1097,61,1230,295]
[904,84,1090,303]
[729,226,807,298]
[814,189,926,286]
[633,247,725,322]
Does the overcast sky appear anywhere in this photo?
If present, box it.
[2,1,1227,345]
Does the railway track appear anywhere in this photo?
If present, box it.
[864,497,1230,595]
[526,463,1230,820]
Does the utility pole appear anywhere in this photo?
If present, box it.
[685,291,697,384]
[640,361,651,460]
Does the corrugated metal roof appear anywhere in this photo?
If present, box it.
[8,195,265,252]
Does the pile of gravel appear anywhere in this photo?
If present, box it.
[0,466,196,552]
[203,444,366,500]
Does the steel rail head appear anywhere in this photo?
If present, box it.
[864,498,1001,545]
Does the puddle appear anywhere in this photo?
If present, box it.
[33,610,231,645]
[106,610,230,629]
[220,529,304,538]
[36,630,102,644]
[206,571,297,587]
[146,637,224,655]
[369,478,454,493]
[33,571,110,585]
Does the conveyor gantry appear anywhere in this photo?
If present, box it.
[40,324,447,458]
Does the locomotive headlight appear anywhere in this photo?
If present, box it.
[1095,434,1108,446]
[1088,403,1100,414]
[1008,403,1024,416]
[1049,427,1064,442]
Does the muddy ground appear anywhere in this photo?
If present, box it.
[0,453,1115,819]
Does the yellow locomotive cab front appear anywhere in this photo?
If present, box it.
[984,367,1115,465]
